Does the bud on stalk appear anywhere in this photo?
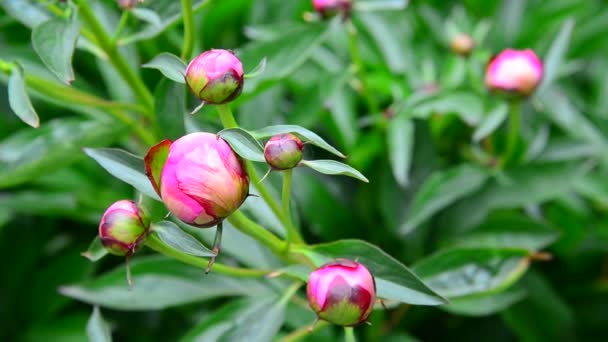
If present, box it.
[185,49,244,104]
[264,133,304,170]
[307,259,376,326]
[99,200,150,256]
[450,33,475,57]
[485,49,543,97]
[312,0,353,19]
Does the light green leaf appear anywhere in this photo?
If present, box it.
[537,19,575,95]
[412,92,484,126]
[218,128,265,162]
[387,116,414,187]
[86,307,112,342]
[81,237,108,262]
[143,52,186,84]
[442,287,527,317]
[151,221,216,257]
[8,63,39,128]
[244,57,267,79]
[473,103,508,142]
[300,160,369,183]
[252,124,346,158]
[355,0,409,11]
[31,13,80,84]
[83,148,161,201]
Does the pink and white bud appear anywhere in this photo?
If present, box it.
[485,49,543,97]
[307,259,376,326]
[160,133,249,228]
[264,133,304,170]
[450,34,475,57]
[99,200,150,256]
[185,49,244,104]
[312,0,352,18]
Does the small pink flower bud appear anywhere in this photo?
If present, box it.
[185,49,244,104]
[116,0,142,9]
[313,0,352,18]
[264,133,304,170]
[99,200,150,256]
[450,34,475,57]
[485,49,543,97]
[307,259,376,326]
[160,133,249,227]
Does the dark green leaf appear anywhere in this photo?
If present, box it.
[298,239,446,305]
[81,237,108,262]
[84,148,160,201]
[300,159,369,183]
[442,286,527,317]
[31,13,80,84]
[86,307,112,342]
[155,79,186,140]
[537,19,575,95]
[252,124,346,158]
[59,256,272,310]
[413,248,530,298]
[473,103,508,142]
[151,221,216,257]
[387,116,414,187]
[218,128,265,162]
[8,63,39,128]
[401,164,489,234]
[142,52,186,84]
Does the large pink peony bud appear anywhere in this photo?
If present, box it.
[312,0,352,18]
[307,259,376,326]
[160,133,249,227]
[264,133,304,170]
[185,49,244,104]
[99,200,150,256]
[485,49,543,97]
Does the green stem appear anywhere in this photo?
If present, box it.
[346,20,379,114]
[145,233,269,277]
[282,169,303,245]
[111,10,130,44]
[502,101,521,167]
[344,327,356,342]
[279,321,330,342]
[279,282,302,305]
[77,0,154,112]
[180,0,195,60]
[227,210,287,255]
[216,104,301,245]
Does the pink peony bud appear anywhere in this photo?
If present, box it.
[264,133,304,170]
[485,49,543,97]
[307,259,376,326]
[99,200,150,256]
[160,132,249,227]
[312,0,352,18]
[185,49,244,104]
[450,34,475,57]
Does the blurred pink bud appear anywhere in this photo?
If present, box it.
[116,0,143,9]
[450,34,475,57]
[185,49,244,104]
[307,259,376,326]
[264,133,304,170]
[99,200,150,256]
[485,49,543,97]
[160,133,249,227]
[312,0,352,18]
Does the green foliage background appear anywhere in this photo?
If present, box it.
[1,0,608,341]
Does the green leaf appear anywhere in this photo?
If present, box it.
[537,19,575,95]
[8,63,39,128]
[300,160,369,183]
[59,256,272,310]
[252,124,346,158]
[151,221,216,257]
[412,92,484,126]
[413,248,530,298]
[401,164,489,235]
[86,307,112,342]
[442,286,527,317]
[218,128,265,162]
[0,119,124,188]
[31,13,80,84]
[130,8,162,27]
[473,103,508,142]
[182,296,286,342]
[244,57,267,79]
[155,79,186,141]
[357,12,408,74]
[142,52,186,84]
[144,139,171,197]
[355,0,409,11]
[298,239,446,305]
[84,148,160,201]
[81,237,108,262]
[387,116,414,187]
